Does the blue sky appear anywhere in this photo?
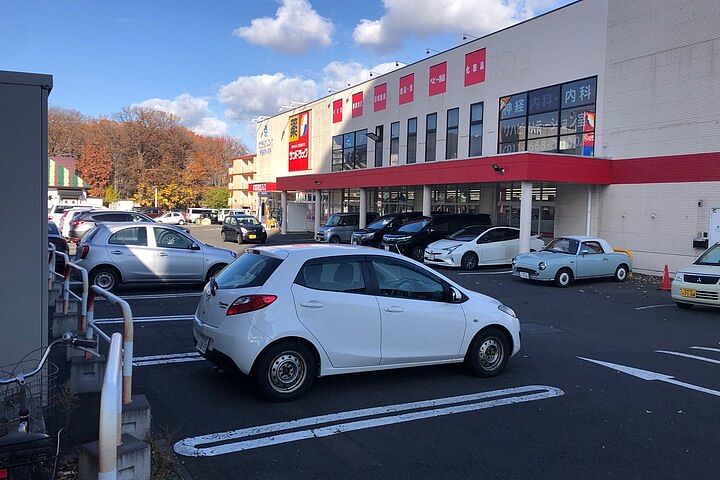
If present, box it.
[0,0,570,147]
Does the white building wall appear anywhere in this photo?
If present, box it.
[255,0,609,183]
[601,0,720,158]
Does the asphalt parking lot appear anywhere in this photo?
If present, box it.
[93,231,720,479]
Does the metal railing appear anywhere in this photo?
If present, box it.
[48,243,89,333]
[85,286,134,405]
[98,332,123,480]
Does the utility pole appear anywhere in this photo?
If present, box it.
[154,186,158,208]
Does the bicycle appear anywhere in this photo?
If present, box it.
[0,332,97,480]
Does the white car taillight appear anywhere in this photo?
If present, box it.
[226,295,277,316]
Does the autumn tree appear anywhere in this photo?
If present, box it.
[76,119,114,196]
[48,107,86,156]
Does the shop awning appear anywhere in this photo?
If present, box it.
[276,152,612,191]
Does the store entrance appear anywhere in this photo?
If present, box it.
[496,184,556,238]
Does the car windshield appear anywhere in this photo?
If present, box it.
[237,216,260,225]
[325,214,342,227]
[543,238,579,254]
[694,243,720,265]
[215,253,283,289]
[450,225,490,241]
[367,215,395,230]
[397,219,430,233]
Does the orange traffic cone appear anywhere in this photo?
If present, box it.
[659,265,671,291]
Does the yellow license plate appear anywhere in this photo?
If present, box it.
[680,288,696,298]
[248,234,256,239]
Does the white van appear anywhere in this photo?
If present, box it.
[188,208,217,223]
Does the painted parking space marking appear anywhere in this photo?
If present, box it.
[692,346,720,354]
[655,350,720,365]
[174,385,564,457]
[134,352,205,367]
[578,357,720,398]
[634,304,674,311]
[458,270,513,276]
[95,314,194,324]
[99,292,202,301]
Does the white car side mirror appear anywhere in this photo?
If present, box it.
[450,286,463,302]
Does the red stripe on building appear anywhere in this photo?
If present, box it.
[610,151,720,184]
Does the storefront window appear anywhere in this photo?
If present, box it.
[374,125,384,167]
[426,113,437,162]
[497,77,597,156]
[390,122,400,166]
[333,129,367,172]
[407,117,417,164]
[445,108,459,159]
[432,184,482,213]
[469,102,483,157]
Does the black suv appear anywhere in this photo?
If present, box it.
[350,211,424,247]
[381,213,492,261]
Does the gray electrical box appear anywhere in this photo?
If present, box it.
[0,70,53,370]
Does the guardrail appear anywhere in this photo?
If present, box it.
[85,285,134,405]
[48,243,56,289]
[48,244,90,334]
[99,332,123,480]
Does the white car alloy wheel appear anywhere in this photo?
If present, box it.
[554,269,573,288]
[614,265,628,282]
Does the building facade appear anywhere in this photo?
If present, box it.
[48,154,88,206]
[228,154,257,213]
[254,0,720,274]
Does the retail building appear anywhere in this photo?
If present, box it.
[252,0,720,274]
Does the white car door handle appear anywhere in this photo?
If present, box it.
[158,252,168,257]
[384,306,404,313]
[299,301,324,309]
[110,250,123,255]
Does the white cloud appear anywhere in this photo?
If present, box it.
[218,73,320,121]
[322,61,404,91]
[233,0,334,54]
[134,93,228,136]
[353,0,568,52]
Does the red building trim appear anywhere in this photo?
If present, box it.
[275,151,720,191]
[277,153,612,191]
[610,151,720,184]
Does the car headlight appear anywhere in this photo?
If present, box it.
[443,244,461,253]
[674,271,683,281]
[498,304,517,318]
[538,261,547,271]
[511,257,517,266]
[363,232,375,239]
[240,226,247,233]
[396,236,412,243]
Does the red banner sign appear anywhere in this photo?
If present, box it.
[373,83,387,112]
[351,92,363,118]
[429,62,447,96]
[332,99,342,123]
[249,182,277,192]
[399,74,414,105]
[464,48,487,87]
[288,110,310,172]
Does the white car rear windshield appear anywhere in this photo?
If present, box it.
[215,253,282,289]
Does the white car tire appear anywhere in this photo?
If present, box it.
[554,268,573,288]
[613,264,629,282]
[460,252,478,271]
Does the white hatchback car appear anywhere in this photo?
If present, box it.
[193,244,521,401]
[672,242,720,309]
[424,226,545,270]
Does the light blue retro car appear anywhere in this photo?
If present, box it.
[512,236,632,287]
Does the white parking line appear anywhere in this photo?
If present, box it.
[95,315,194,324]
[655,350,720,365]
[634,304,675,311]
[691,346,720,354]
[97,292,202,301]
[174,385,564,457]
[134,352,205,367]
[458,270,513,276]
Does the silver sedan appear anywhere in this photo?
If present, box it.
[75,223,237,291]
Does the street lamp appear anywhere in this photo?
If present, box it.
[154,185,158,208]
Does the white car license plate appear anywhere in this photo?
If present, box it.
[384,245,390,251]
[196,334,210,354]
[520,272,529,279]
[351,238,358,245]
[248,234,256,239]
